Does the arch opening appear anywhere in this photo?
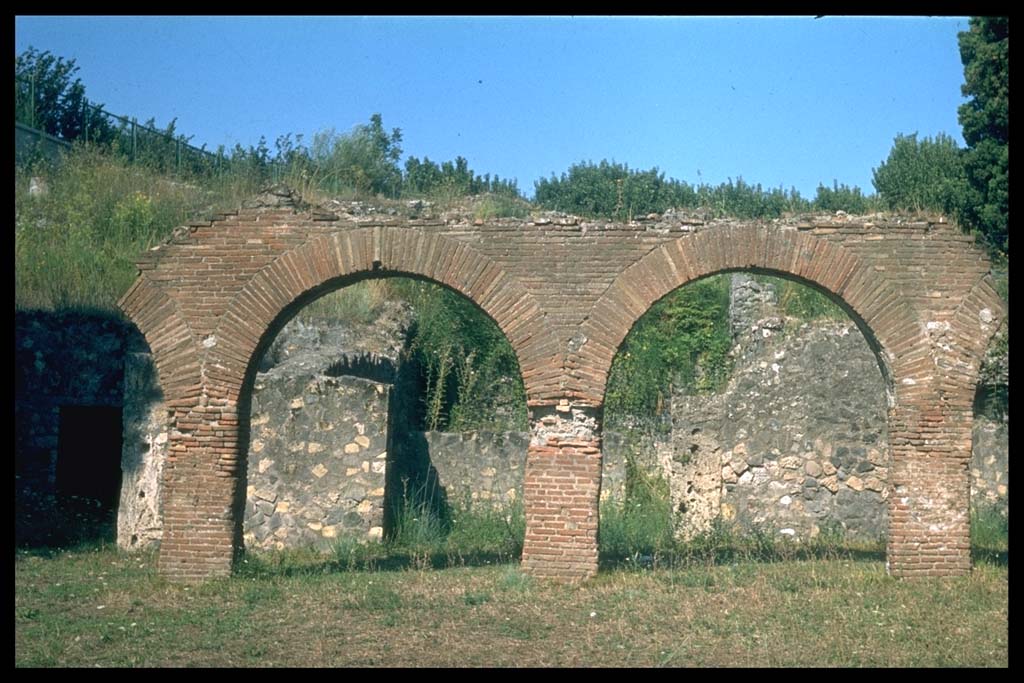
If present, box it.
[598,270,893,564]
[234,271,530,563]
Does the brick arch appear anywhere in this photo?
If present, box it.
[146,227,561,579]
[944,273,1008,404]
[118,276,202,405]
[207,227,561,405]
[112,194,1001,582]
[570,225,923,406]
[569,225,956,578]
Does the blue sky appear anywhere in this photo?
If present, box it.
[15,16,971,199]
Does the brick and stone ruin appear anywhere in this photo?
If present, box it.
[15,186,1007,582]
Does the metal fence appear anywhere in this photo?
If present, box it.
[14,74,235,176]
[15,121,70,166]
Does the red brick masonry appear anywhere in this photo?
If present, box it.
[119,188,1005,581]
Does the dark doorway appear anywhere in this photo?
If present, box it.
[57,406,123,515]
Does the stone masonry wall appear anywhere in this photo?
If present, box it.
[244,369,389,550]
[118,352,168,550]
[117,302,413,551]
[417,431,529,508]
[414,429,646,509]
[669,310,891,541]
[16,312,139,493]
[972,416,1009,516]
[15,311,141,544]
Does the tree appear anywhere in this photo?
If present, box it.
[957,17,1009,254]
[871,133,966,213]
[15,47,113,143]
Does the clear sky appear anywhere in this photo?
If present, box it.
[15,15,971,199]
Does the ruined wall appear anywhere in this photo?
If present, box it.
[15,311,141,544]
[972,416,1009,516]
[244,369,389,550]
[117,302,412,551]
[118,352,168,549]
[116,275,1007,551]
[416,431,529,508]
[410,274,1007,542]
[412,429,649,509]
[397,275,890,540]
[669,308,891,541]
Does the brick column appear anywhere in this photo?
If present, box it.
[156,398,243,581]
[521,401,602,581]
[886,402,973,577]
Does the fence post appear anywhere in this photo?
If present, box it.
[29,74,35,130]
[131,117,137,161]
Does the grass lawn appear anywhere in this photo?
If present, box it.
[15,543,1007,667]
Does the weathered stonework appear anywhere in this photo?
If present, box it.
[418,431,530,507]
[116,186,1006,581]
[116,304,412,552]
[667,275,891,541]
[971,416,1008,516]
[415,429,650,508]
[244,368,389,550]
[118,353,168,549]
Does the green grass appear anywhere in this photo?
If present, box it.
[471,193,532,220]
[15,144,258,312]
[15,542,1008,667]
[295,279,393,326]
[971,503,1008,565]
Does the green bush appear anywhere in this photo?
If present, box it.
[814,180,878,214]
[535,159,876,220]
[534,159,697,219]
[872,132,966,214]
[605,274,733,423]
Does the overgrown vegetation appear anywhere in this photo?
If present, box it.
[970,502,1009,564]
[380,491,526,569]
[402,283,528,431]
[533,159,880,220]
[14,147,251,311]
[605,275,733,424]
[768,275,846,322]
[599,463,675,562]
